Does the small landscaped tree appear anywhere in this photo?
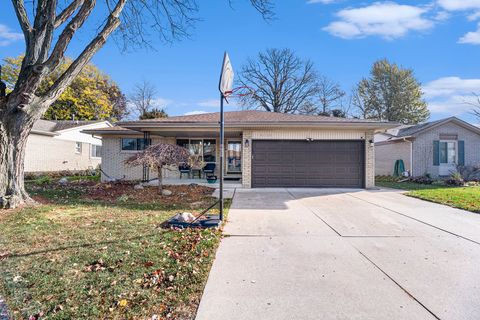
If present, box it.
[125,143,190,193]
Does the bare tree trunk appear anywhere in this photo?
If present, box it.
[157,166,163,194]
[0,105,36,209]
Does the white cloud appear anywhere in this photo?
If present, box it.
[197,99,219,108]
[423,77,480,115]
[423,77,480,98]
[184,110,208,115]
[459,24,480,44]
[150,98,173,108]
[437,0,480,11]
[0,24,23,47]
[323,2,435,40]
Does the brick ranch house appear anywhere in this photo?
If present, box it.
[84,111,396,188]
[375,117,480,177]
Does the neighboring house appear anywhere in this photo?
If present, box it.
[375,117,480,177]
[84,110,395,189]
[25,120,112,173]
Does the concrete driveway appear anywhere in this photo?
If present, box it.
[196,188,480,320]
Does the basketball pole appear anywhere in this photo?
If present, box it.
[219,91,224,222]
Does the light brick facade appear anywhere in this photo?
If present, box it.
[375,140,412,176]
[240,128,375,188]
[412,122,480,177]
[100,129,377,189]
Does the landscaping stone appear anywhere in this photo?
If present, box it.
[134,184,144,190]
[172,212,195,223]
[161,189,172,196]
[58,177,69,185]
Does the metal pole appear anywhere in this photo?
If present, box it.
[219,92,224,221]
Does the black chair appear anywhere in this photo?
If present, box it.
[178,163,191,179]
[203,163,216,178]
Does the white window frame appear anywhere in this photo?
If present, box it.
[91,144,102,158]
[75,142,82,154]
[439,140,457,165]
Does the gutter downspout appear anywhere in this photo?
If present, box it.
[403,137,413,176]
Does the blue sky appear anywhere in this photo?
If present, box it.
[1,0,480,124]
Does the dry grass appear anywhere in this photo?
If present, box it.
[0,181,229,319]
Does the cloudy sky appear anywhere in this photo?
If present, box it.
[1,0,480,123]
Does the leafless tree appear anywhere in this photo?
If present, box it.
[129,80,158,118]
[463,93,480,121]
[236,48,319,114]
[0,0,273,209]
[316,75,345,115]
[298,75,345,116]
[125,143,190,193]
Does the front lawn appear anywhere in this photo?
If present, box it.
[376,177,480,213]
[408,187,480,213]
[0,180,229,319]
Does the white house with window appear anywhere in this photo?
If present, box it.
[24,119,112,173]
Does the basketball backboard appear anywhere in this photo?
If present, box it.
[219,52,234,96]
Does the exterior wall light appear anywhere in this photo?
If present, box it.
[306,138,314,142]
[244,139,250,147]
[369,139,374,147]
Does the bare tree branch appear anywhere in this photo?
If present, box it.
[46,0,96,72]
[237,48,319,114]
[40,0,126,107]
[129,80,158,118]
[54,0,84,28]
[11,0,32,37]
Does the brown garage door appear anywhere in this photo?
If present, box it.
[252,140,365,188]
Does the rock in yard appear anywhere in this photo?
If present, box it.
[161,189,172,196]
[172,212,196,223]
[134,184,144,190]
[58,177,69,185]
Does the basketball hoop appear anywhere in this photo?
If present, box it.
[223,86,255,103]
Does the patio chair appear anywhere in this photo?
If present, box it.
[178,163,191,179]
[203,163,216,178]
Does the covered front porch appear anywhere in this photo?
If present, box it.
[140,127,244,186]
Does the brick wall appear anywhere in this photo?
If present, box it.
[242,129,375,189]
[412,122,480,177]
[375,140,412,176]
[100,136,177,182]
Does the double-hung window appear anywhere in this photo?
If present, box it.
[75,142,82,154]
[91,145,102,158]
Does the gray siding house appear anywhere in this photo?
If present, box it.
[375,117,480,177]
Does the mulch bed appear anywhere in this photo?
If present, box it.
[86,182,215,205]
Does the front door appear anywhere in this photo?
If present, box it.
[439,141,457,176]
[226,141,242,174]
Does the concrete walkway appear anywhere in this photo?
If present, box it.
[196,188,480,320]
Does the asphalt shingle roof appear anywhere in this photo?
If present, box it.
[32,120,102,133]
[395,118,452,137]
[121,110,388,124]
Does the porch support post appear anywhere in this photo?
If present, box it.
[142,131,151,182]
